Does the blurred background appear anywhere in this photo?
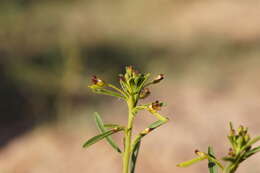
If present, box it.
[1,0,260,172]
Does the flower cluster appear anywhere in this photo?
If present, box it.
[89,66,165,109]
[227,124,250,157]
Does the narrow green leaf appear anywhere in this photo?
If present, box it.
[131,120,167,152]
[94,112,122,153]
[129,119,167,173]
[107,84,128,98]
[244,146,260,159]
[177,151,224,170]
[82,127,123,148]
[119,79,132,94]
[242,136,260,151]
[130,141,141,173]
[148,110,169,122]
[208,146,218,173]
[177,155,207,167]
[137,73,150,91]
[90,87,125,99]
[104,124,121,129]
[222,156,236,162]
[148,120,165,129]
[204,153,224,170]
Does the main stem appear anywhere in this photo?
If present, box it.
[123,97,135,173]
[223,163,238,173]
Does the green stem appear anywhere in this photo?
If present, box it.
[123,97,135,173]
[223,163,238,173]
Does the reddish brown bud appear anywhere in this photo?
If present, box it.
[112,127,119,132]
[152,74,164,84]
[230,129,236,136]
[126,66,133,71]
[228,148,235,156]
[150,100,163,111]
[118,74,125,81]
[194,149,200,154]
[91,75,105,87]
[141,128,152,135]
[140,88,151,99]
[133,69,140,75]
[126,66,134,75]
[92,75,98,84]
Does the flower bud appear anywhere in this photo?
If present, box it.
[149,100,163,111]
[118,74,125,81]
[140,88,151,99]
[152,74,164,84]
[141,128,152,135]
[244,134,250,143]
[126,66,134,76]
[133,69,140,77]
[194,150,206,158]
[237,136,243,148]
[112,127,119,132]
[194,149,200,154]
[92,75,105,87]
[228,148,235,156]
[230,129,236,136]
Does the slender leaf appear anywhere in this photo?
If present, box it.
[242,136,260,151]
[89,86,125,99]
[148,110,169,122]
[208,146,218,173]
[177,155,207,167]
[148,120,165,129]
[137,73,150,91]
[204,153,224,170]
[82,127,123,148]
[222,156,236,162]
[94,112,122,153]
[104,124,121,129]
[177,151,224,170]
[130,141,141,173]
[244,146,260,159]
[132,120,166,152]
[107,84,128,98]
[129,120,167,172]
